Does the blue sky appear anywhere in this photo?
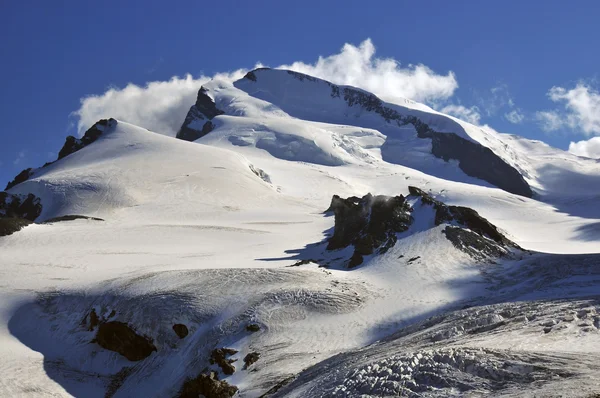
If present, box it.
[2,0,600,188]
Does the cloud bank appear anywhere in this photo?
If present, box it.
[282,39,458,104]
[536,83,600,135]
[73,39,459,136]
[440,105,481,125]
[73,70,249,136]
[568,137,600,159]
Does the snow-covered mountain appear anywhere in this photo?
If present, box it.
[2,68,600,397]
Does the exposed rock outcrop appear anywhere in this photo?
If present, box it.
[408,186,521,258]
[176,87,224,141]
[43,215,104,223]
[408,186,519,248]
[5,168,34,191]
[179,372,238,398]
[0,218,31,237]
[327,193,413,268]
[4,119,117,191]
[243,352,260,370]
[95,321,157,361]
[334,85,532,198]
[210,348,238,375]
[325,188,520,266]
[0,192,42,236]
[246,323,261,332]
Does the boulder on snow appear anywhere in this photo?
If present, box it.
[172,323,189,339]
[95,321,157,361]
[178,371,238,398]
[243,352,260,370]
[327,193,413,268]
[246,323,261,332]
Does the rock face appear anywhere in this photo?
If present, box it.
[408,186,517,247]
[0,192,42,236]
[176,87,224,141]
[325,188,519,266]
[178,372,238,398]
[408,186,521,258]
[333,85,532,198]
[95,321,157,361]
[4,168,34,191]
[327,194,413,268]
[5,119,117,191]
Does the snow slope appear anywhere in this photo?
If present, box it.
[1,69,600,397]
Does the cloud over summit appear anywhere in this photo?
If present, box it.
[73,39,459,136]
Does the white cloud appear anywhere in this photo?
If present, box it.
[281,39,458,104]
[505,109,525,124]
[73,39,459,136]
[535,110,564,132]
[73,69,249,136]
[474,83,515,117]
[536,83,600,135]
[13,151,25,166]
[440,104,481,125]
[568,136,600,158]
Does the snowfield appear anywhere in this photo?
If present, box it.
[1,69,600,397]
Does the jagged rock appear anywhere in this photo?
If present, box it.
[246,323,261,332]
[5,119,117,191]
[43,215,104,223]
[0,192,42,236]
[0,218,31,237]
[443,226,508,259]
[243,352,260,370]
[210,348,238,375]
[172,324,189,339]
[5,168,34,190]
[327,193,413,268]
[95,321,157,361]
[58,118,116,160]
[408,186,518,247]
[176,87,224,141]
[244,71,257,82]
[179,372,238,398]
